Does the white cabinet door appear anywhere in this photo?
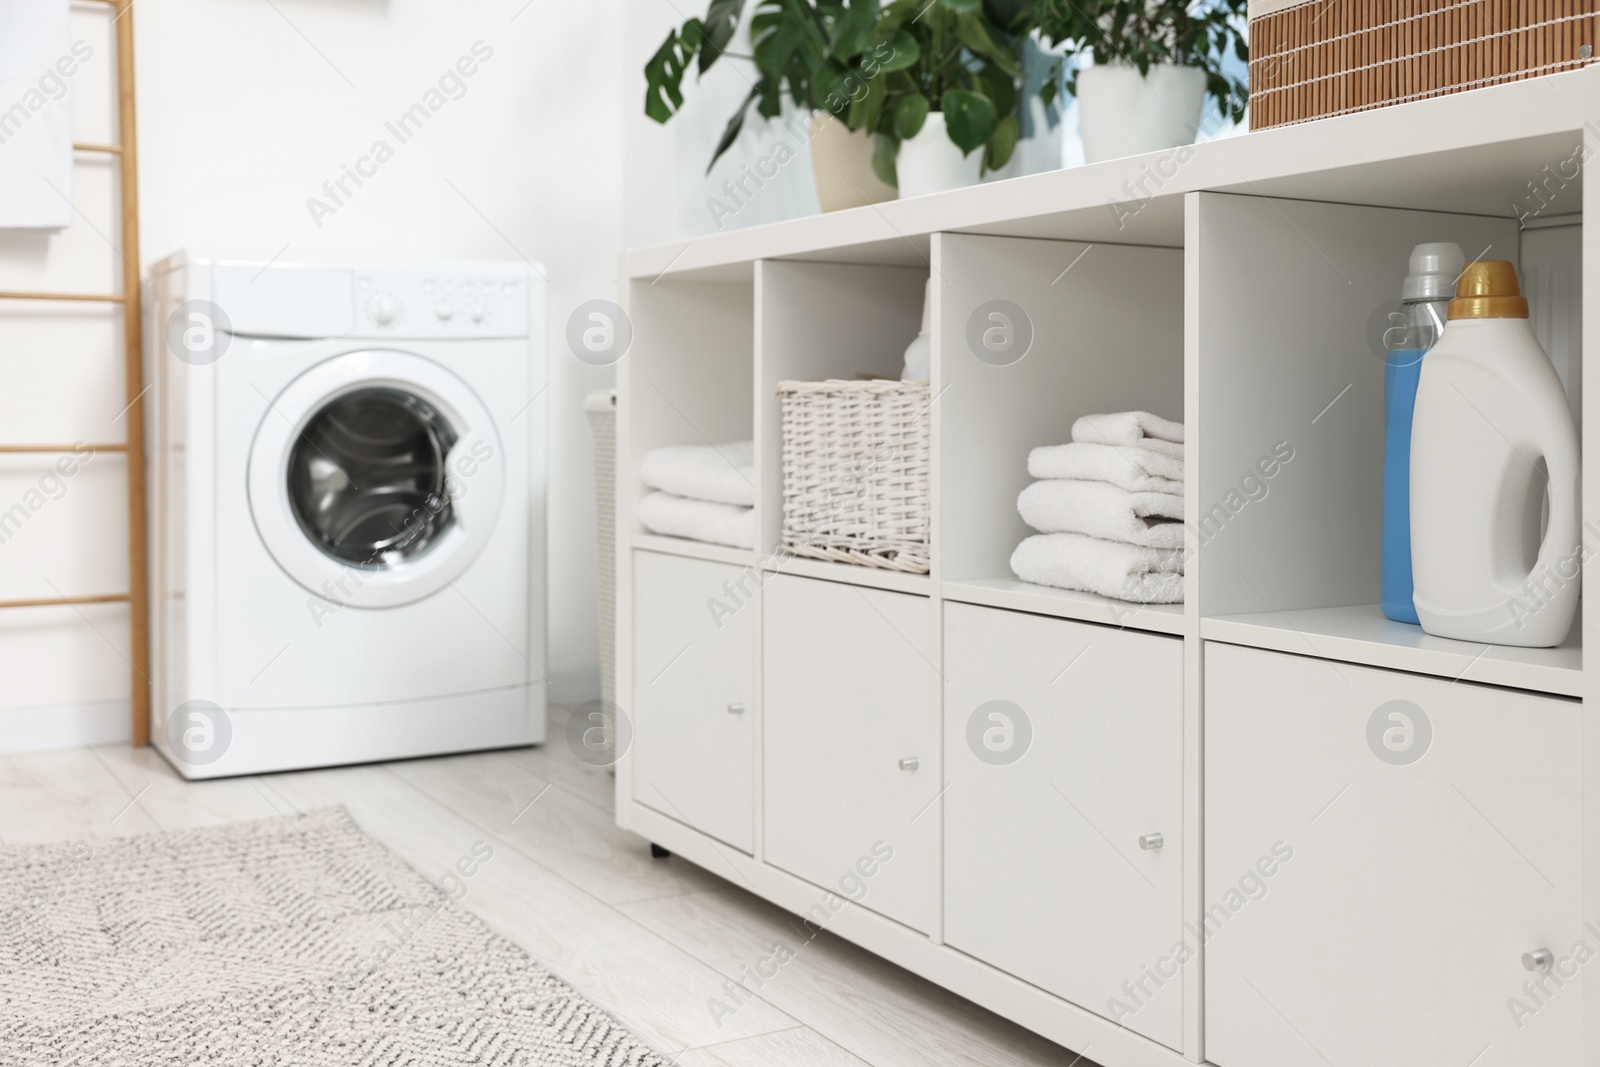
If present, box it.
[763,575,939,933]
[1205,643,1581,1067]
[632,551,754,853]
[943,602,1185,1050]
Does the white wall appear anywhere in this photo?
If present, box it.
[0,0,620,752]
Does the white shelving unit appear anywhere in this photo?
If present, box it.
[615,69,1598,1067]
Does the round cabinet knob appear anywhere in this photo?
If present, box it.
[436,302,454,321]
[898,757,919,772]
[372,295,398,325]
[1524,948,1556,972]
[726,702,745,715]
[471,303,487,323]
[1139,833,1165,851]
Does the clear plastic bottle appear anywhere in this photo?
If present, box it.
[1381,242,1463,625]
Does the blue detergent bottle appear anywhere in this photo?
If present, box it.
[1381,242,1464,624]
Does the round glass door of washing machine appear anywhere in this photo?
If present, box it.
[287,386,457,568]
[247,349,505,608]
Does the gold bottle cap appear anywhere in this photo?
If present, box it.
[1447,260,1528,319]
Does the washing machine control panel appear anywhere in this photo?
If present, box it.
[354,266,532,339]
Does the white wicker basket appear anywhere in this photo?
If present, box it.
[778,379,930,574]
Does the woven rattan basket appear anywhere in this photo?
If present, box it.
[1249,0,1600,129]
[778,378,930,574]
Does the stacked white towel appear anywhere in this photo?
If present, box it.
[639,440,755,549]
[1010,412,1186,604]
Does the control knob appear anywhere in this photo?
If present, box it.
[371,294,399,326]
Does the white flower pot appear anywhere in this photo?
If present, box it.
[896,111,984,199]
[808,112,897,212]
[1077,62,1206,164]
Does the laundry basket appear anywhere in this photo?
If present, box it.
[585,389,617,709]
[778,378,930,574]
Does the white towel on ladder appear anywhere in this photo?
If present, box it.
[0,0,74,229]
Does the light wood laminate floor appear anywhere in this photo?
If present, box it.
[0,705,1099,1067]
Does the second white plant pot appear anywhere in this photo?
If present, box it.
[896,111,984,200]
[1077,62,1206,164]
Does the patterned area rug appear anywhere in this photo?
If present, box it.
[0,808,666,1066]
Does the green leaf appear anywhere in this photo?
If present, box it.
[756,70,785,119]
[698,0,743,74]
[872,132,900,187]
[708,85,761,172]
[978,59,1016,118]
[753,11,807,73]
[892,92,930,139]
[831,0,879,59]
[940,88,997,154]
[643,24,699,123]
[811,59,852,115]
[938,0,982,12]
[856,66,889,132]
[868,28,919,73]
[956,16,1000,59]
[984,0,1036,31]
[983,114,1018,172]
[958,16,1021,77]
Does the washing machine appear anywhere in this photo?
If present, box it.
[145,251,546,778]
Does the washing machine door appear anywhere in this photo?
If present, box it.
[248,349,505,608]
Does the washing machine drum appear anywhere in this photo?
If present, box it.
[249,350,505,608]
[288,387,457,567]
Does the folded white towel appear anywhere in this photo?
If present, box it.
[640,440,755,507]
[1072,411,1184,460]
[1011,533,1184,604]
[1017,479,1185,548]
[639,491,754,549]
[1027,442,1184,494]
[0,0,73,229]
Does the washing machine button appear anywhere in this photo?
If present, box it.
[372,294,399,325]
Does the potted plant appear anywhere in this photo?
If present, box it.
[643,0,1036,210]
[866,0,1032,198]
[1032,0,1247,163]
